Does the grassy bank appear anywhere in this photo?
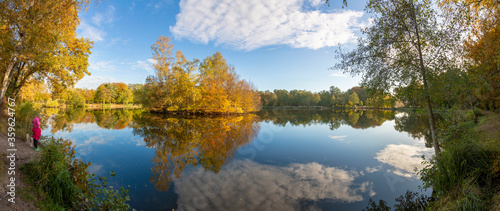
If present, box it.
[419,110,500,210]
[20,137,133,210]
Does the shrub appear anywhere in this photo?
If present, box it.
[16,101,41,140]
[419,109,498,210]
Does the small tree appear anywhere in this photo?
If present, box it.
[348,92,360,108]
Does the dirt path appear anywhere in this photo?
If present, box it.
[0,132,38,210]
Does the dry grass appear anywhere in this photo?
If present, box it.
[475,111,500,144]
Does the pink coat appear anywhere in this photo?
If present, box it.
[32,127,41,140]
[32,116,40,129]
[32,116,41,140]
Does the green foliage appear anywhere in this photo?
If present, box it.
[20,137,133,210]
[15,101,42,139]
[362,198,390,211]
[418,110,499,210]
[260,86,379,108]
[393,190,431,211]
[69,90,85,107]
[348,92,360,107]
[362,191,431,211]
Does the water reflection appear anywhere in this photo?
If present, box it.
[257,109,396,130]
[394,112,433,148]
[130,113,260,191]
[174,159,375,211]
[45,108,398,134]
[44,108,140,133]
[41,108,434,209]
[375,142,434,178]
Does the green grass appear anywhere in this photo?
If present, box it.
[419,109,500,210]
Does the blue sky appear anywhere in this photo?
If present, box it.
[75,0,370,92]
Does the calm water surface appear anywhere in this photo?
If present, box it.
[40,108,433,210]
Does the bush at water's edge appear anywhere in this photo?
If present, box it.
[20,137,133,210]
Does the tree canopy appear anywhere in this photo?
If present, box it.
[332,0,468,159]
[140,36,261,114]
[0,0,94,103]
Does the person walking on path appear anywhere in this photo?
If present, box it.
[32,114,41,151]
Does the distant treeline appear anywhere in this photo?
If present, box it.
[18,81,136,107]
[259,86,397,108]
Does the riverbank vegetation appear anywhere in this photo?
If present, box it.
[20,137,132,210]
[419,110,500,210]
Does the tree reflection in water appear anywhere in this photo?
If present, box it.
[131,113,260,191]
[44,108,138,133]
[43,108,435,193]
[257,109,396,130]
[394,112,433,148]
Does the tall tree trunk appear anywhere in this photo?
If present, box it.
[0,53,18,103]
[411,0,441,161]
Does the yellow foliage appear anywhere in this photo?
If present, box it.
[0,0,93,101]
[142,36,261,114]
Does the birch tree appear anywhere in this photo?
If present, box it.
[333,0,463,160]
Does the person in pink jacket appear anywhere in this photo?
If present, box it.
[32,114,41,151]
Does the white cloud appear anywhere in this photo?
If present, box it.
[133,59,157,75]
[330,73,348,77]
[87,164,105,175]
[375,143,434,178]
[75,75,117,89]
[364,166,381,174]
[329,135,347,140]
[308,0,323,7]
[78,21,106,42]
[92,5,116,26]
[89,60,116,72]
[174,160,374,210]
[129,2,136,11]
[171,0,364,50]
[78,5,115,42]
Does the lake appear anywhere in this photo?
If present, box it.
[40,108,433,210]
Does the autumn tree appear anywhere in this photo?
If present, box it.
[440,0,500,110]
[348,92,360,107]
[141,36,260,113]
[350,86,368,105]
[18,80,51,102]
[394,82,424,108]
[333,0,464,160]
[0,0,93,103]
[198,52,260,113]
[114,82,133,104]
[142,36,199,111]
[69,89,85,107]
[128,83,146,105]
[260,91,278,106]
[78,88,95,103]
[95,84,111,104]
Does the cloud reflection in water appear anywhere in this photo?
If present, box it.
[174,160,374,211]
